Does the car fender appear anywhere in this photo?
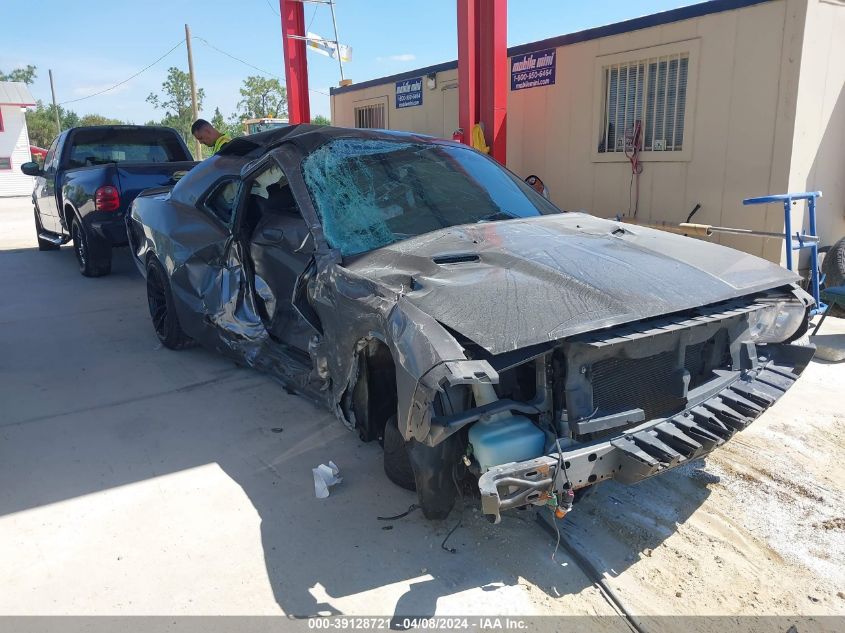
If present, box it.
[311,261,496,443]
[61,200,80,233]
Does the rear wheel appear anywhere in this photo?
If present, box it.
[72,217,111,277]
[146,258,193,350]
[33,207,59,251]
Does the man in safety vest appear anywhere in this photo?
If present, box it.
[191,119,231,155]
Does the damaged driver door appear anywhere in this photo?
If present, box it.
[171,175,271,354]
[238,162,317,354]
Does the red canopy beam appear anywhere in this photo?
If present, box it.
[457,0,478,148]
[479,0,507,165]
[457,0,507,164]
[280,0,310,124]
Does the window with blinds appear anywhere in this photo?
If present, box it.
[598,53,689,154]
[354,103,385,129]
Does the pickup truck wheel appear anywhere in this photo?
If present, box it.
[383,415,416,491]
[33,207,59,251]
[72,217,111,277]
[146,258,194,350]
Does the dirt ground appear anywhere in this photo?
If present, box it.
[0,196,842,625]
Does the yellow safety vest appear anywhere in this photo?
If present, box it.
[212,134,232,155]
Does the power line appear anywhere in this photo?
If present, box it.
[264,0,318,28]
[307,3,319,32]
[194,36,277,78]
[58,39,185,105]
[55,30,330,108]
[267,0,319,31]
[264,0,319,31]
[194,35,329,96]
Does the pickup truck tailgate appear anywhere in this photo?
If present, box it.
[116,161,197,211]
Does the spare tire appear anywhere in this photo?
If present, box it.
[822,237,845,316]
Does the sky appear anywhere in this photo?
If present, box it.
[1,0,703,123]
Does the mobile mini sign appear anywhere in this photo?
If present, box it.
[510,48,557,91]
[395,77,423,108]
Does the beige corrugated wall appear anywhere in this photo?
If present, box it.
[332,68,459,137]
[506,0,806,262]
[786,0,845,261]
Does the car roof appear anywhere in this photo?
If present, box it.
[218,124,442,159]
[171,124,457,206]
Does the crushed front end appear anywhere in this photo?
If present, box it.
[437,288,814,523]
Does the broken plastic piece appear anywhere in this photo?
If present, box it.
[313,461,342,498]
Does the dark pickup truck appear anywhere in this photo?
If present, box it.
[21,125,196,276]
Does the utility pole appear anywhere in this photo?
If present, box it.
[327,0,345,82]
[184,24,202,158]
[48,69,61,135]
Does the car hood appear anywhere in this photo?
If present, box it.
[345,213,798,355]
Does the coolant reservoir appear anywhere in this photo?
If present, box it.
[468,413,547,472]
[468,383,546,472]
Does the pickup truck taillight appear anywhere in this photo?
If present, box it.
[94,186,120,211]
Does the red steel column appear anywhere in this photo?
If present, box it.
[280,0,310,124]
[457,0,507,164]
[478,0,507,164]
[457,0,478,146]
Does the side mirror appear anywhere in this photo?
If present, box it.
[21,161,43,177]
[525,174,550,200]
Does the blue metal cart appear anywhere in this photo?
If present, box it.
[743,191,826,316]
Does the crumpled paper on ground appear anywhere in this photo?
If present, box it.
[313,461,342,498]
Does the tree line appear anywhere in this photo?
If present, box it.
[2,65,330,152]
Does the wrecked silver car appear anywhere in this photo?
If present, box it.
[127,125,814,522]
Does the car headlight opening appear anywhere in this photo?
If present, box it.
[747,298,808,343]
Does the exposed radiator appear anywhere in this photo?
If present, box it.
[564,299,759,434]
[591,351,686,420]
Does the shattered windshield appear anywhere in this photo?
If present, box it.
[302,138,558,256]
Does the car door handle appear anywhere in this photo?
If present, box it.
[261,228,285,242]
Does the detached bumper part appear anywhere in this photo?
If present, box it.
[477,343,813,524]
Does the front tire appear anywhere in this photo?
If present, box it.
[383,397,465,519]
[72,217,111,277]
[383,415,416,491]
[146,258,193,350]
[407,434,464,520]
[401,391,466,520]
